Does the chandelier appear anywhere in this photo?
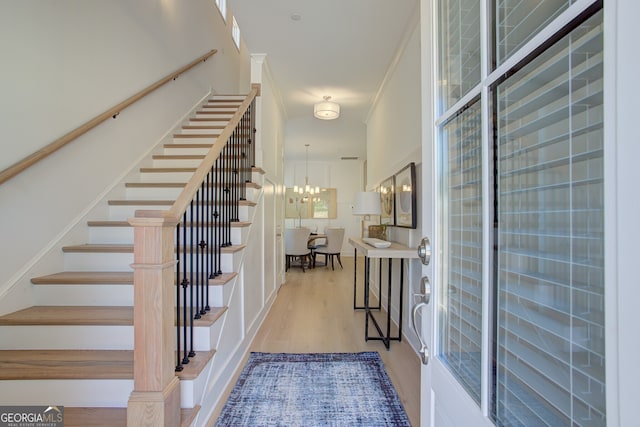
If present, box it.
[294,144,320,200]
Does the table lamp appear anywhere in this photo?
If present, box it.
[352,191,382,238]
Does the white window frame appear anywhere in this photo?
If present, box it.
[215,0,227,22]
[232,16,241,50]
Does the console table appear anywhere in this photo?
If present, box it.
[349,237,418,349]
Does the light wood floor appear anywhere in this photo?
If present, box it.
[208,255,421,426]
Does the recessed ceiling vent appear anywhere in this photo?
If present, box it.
[340,156,359,160]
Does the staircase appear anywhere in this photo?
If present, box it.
[0,93,264,426]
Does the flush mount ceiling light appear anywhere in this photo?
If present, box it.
[314,96,340,120]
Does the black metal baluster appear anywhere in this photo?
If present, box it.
[250,100,256,168]
[188,201,196,358]
[240,109,248,201]
[224,143,232,247]
[194,188,201,320]
[175,223,183,372]
[199,180,207,316]
[181,211,190,365]
[215,157,222,275]
[232,129,239,222]
[206,167,213,311]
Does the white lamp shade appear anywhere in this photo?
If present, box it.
[314,100,340,120]
[352,191,381,215]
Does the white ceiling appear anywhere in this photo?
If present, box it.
[228,0,419,160]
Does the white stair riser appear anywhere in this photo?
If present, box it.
[89,225,245,245]
[124,186,183,200]
[0,326,133,350]
[194,112,233,119]
[0,324,217,351]
[180,363,210,409]
[32,283,228,307]
[89,226,133,244]
[109,204,250,221]
[187,119,229,127]
[139,171,196,182]
[150,156,256,169]
[173,136,218,145]
[35,284,133,306]
[0,380,133,407]
[63,252,237,273]
[0,378,205,410]
[180,129,224,135]
[152,158,204,168]
[163,146,211,155]
[125,186,257,201]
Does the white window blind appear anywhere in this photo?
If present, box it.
[495,0,572,66]
[438,0,481,113]
[439,100,484,403]
[494,11,604,425]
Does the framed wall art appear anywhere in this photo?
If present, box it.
[379,176,395,226]
[394,163,416,228]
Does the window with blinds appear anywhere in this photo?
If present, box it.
[495,0,572,67]
[494,11,604,425]
[438,0,481,113]
[436,0,605,425]
[439,100,484,404]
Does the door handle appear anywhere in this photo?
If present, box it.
[411,276,431,365]
[417,237,431,265]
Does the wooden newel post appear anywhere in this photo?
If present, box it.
[127,215,181,426]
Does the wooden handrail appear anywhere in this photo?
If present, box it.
[0,49,218,186]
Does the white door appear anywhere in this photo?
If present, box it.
[415,0,624,425]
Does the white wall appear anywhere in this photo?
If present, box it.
[365,20,422,353]
[250,55,287,285]
[0,0,251,308]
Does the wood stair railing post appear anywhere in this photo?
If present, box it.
[127,215,181,427]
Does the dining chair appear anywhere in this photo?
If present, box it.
[285,228,312,272]
[312,227,345,270]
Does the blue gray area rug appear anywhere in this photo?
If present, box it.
[215,352,410,426]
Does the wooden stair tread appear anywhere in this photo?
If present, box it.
[0,306,227,327]
[64,407,126,427]
[62,244,134,253]
[32,271,236,286]
[31,271,133,284]
[177,350,215,380]
[107,199,257,207]
[0,306,133,325]
[140,167,196,173]
[124,181,261,189]
[173,134,220,138]
[0,349,214,381]
[140,166,256,173]
[163,143,214,148]
[210,272,237,286]
[195,111,233,115]
[64,406,200,427]
[87,220,251,228]
[152,154,206,160]
[189,117,228,122]
[0,350,133,380]
[181,125,225,130]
